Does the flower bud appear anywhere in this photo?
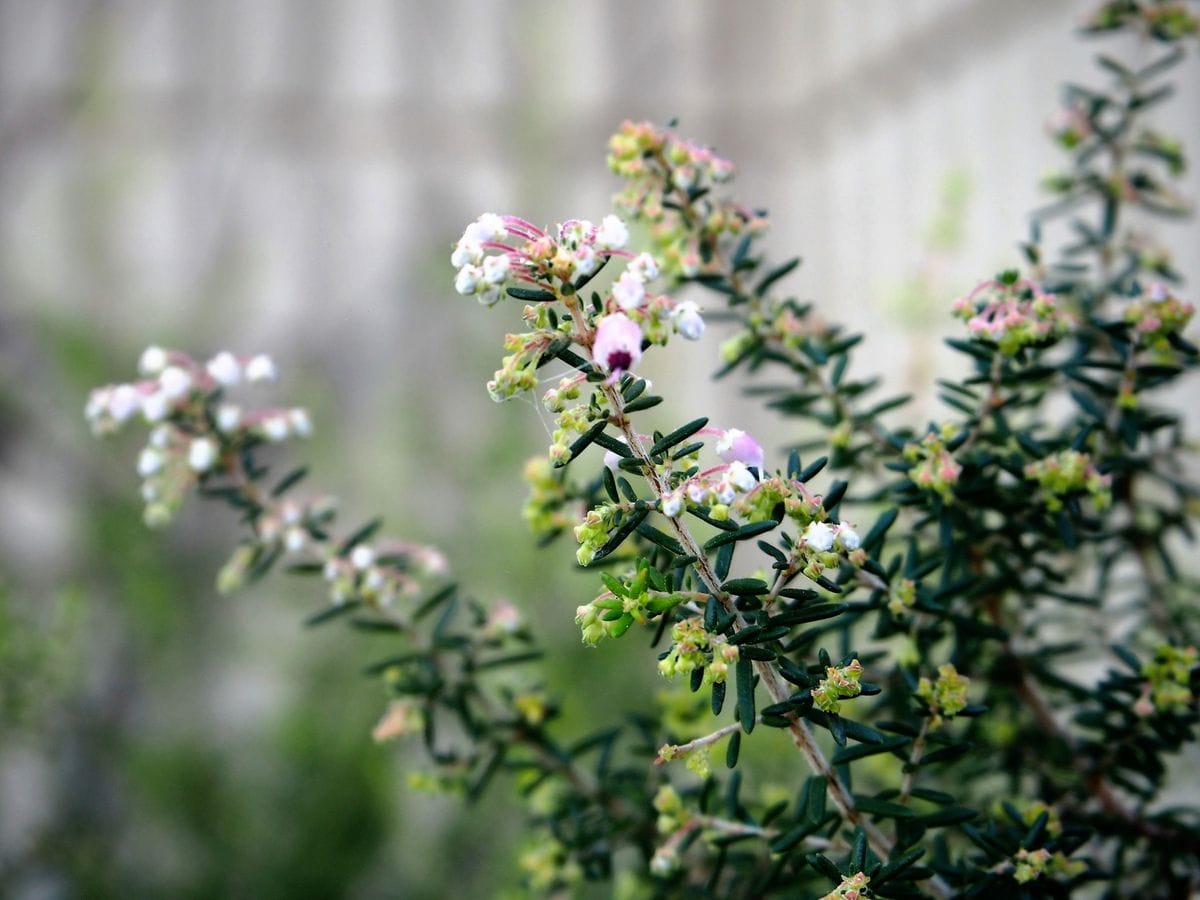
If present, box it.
[138,346,168,376]
[108,384,140,423]
[206,351,242,386]
[673,300,705,340]
[245,354,278,384]
[804,521,835,552]
[137,447,164,478]
[187,436,219,472]
[159,366,193,400]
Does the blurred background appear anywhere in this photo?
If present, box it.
[1,1,1198,897]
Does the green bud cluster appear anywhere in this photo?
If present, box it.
[573,503,622,567]
[576,559,682,644]
[518,835,583,892]
[904,426,963,502]
[1140,643,1197,713]
[658,617,739,684]
[486,330,559,402]
[1125,286,1196,352]
[887,577,917,617]
[916,663,971,728]
[819,871,870,900]
[812,659,864,714]
[1023,449,1113,512]
[652,784,688,835]
[521,456,571,540]
[1011,847,1086,885]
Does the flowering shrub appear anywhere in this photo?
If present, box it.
[88,4,1200,897]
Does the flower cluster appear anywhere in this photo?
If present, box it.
[319,538,447,608]
[951,273,1073,356]
[820,872,871,900]
[518,836,583,892]
[916,663,971,728]
[1023,450,1112,512]
[887,577,917,618]
[607,120,767,280]
[1136,643,1198,714]
[88,347,446,609]
[657,617,740,683]
[903,427,963,502]
[451,211,632,307]
[812,658,864,714]
[86,348,308,528]
[1085,0,1199,41]
[1125,281,1196,355]
[454,209,709,403]
[1046,103,1093,150]
[1009,847,1086,885]
[371,700,426,743]
[520,456,572,540]
[575,560,685,644]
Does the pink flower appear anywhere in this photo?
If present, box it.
[715,428,765,473]
[592,313,643,377]
[612,270,646,311]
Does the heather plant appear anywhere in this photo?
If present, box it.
[87,4,1200,897]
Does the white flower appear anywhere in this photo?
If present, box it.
[687,482,709,504]
[451,240,482,269]
[477,286,502,307]
[603,437,628,472]
[216,403,242,434]
[364,568,387,592]
[245,354,278,384]
[206,351,242,387]
[108,384,140,422]
[85,387,110,423]
[323,559,342,582]
[148,425,173,448]
[455,264,481,295]
[557,219,592,247]
[159,366,193,400]
[262,415,290,442]
[595,214,629,250]
[137,447,164,478]
[481,254,510,285]
[285,527,308,554]
[836,526,862,551]
[138,345,169,376]
[280,502,303,525]
[464,213,507,244]
[661,491,684,518]
[289,408,312,438]
[673,301,705,340]
[350,544,375,570]
[804,521,835,553]
[140,481,159,502]
[727,461,757,492]
[629,252,659,281]
[187,436,219,472]
[612,271,646,311]
[258,516,281,542]
[716,480,736,505]
[572,245,597,279]
[141,391,169,423]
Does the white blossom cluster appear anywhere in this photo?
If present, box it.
[86,347,310,528]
